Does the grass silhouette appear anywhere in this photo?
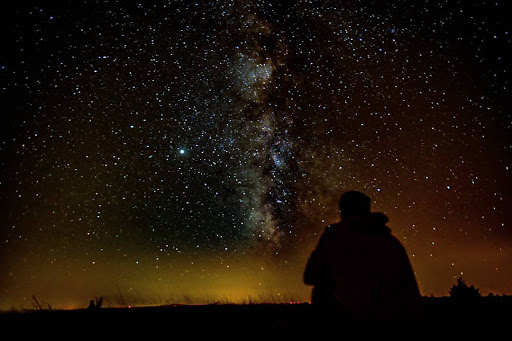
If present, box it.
[2,280,510,336]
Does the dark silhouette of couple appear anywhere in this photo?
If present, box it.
[304,191,420,320]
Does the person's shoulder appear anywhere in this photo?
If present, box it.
[321,222,350,238]
[324,222,345,232]
[385,232,408,252]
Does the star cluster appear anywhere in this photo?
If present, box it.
[1,1,511,308]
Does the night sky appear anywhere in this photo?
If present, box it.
[1,1,511,310]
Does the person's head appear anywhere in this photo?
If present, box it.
[338,191,371,218]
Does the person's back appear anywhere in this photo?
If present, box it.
[304,191,420,319]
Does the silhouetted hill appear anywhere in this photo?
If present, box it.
[1,296,511,336]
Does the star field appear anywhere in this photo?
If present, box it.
[1,1,511,308]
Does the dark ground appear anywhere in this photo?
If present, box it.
[1,296,511,336]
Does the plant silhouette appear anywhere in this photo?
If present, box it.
[449,277,481,301]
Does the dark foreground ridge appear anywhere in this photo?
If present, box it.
[1,296,511,336]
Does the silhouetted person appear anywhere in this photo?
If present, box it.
[304,191,420,320]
